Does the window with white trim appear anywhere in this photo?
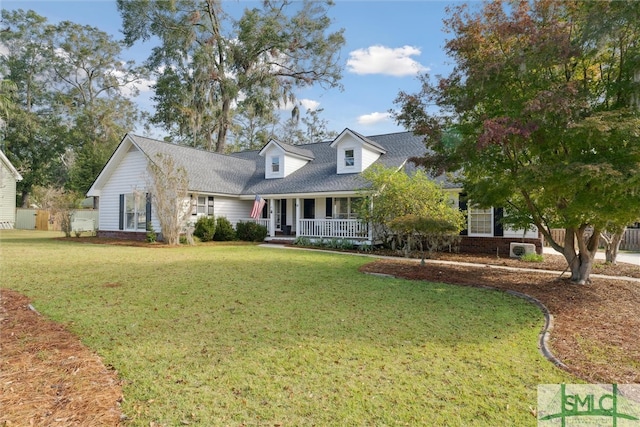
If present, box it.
[193,196,214,216]
[344,149,355,167]
[334,197,361,219]
[271,156,280,172]
[468,207,493,235]
[124,192,146,230]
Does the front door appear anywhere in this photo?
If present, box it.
[281,199,287,230]
[274,200,282,230]
[303,199,315,219]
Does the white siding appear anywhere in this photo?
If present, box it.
[214,197,252,227]
[99,147,155,231]
[361,145,381,171]
[334,134,382,174]
[502,208,539,238]
[314,197,325,219]
[504,225,539,239]
[0,162,18,224]
[264,146,284,179]
[284,156,307,177]
[263,145,308,179]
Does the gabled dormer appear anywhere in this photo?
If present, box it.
[330,128,387,174]
[258,139,314,179]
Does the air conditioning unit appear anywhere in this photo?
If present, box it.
[509,242,536,258]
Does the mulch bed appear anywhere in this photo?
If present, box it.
[1,244,638,425]
[0,290,123,426]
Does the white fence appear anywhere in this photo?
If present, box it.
[547,228,640,251]
[15,208,99,231]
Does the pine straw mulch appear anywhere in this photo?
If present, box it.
[0,290,123,427]
[1,244,639,426]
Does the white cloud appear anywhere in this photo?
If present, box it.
[347,45,429,77]
[357,112,391,125]
[299,99,320,111]
[114,72,156,98]
[276,98,320,112]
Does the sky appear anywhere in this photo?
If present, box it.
[2,0,463,138]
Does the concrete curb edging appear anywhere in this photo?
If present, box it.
[504,290,568,370]
[364,271,569,372]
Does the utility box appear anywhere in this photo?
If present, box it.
[509,242,536,258]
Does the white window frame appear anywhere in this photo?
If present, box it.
[333,196,361,219]
[124,192,146,231]
[196,196,207,215]
[271,156,280,173]
[344,149,355,167]
[468,206,493,236]
[192,195,215,217]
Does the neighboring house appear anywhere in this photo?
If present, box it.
[0,150,23,228]
[87,129,541,254]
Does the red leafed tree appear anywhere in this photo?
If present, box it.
[395,0,640,284]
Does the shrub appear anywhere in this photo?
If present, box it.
[194,216,216,242]
[324,238,355,250]
[520,252,544,263]
[236,221,268,242]
[293,236,312,246]
[213,217,236,241]
[146,222,157,243]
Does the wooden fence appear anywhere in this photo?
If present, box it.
[547,228,640,251]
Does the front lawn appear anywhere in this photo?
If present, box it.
[0,231,575,426]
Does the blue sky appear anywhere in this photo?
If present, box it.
[3,0,462,137]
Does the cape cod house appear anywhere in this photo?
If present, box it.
[0,150,23,229]
[86,129,541,254]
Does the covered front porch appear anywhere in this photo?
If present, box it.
[240,195,371,243]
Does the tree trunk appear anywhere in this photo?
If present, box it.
[602,228,625,264]
[215,97,231,153]
[561,226,599,285]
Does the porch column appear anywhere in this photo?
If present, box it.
[269,198,276,237]
[295,197,301,237]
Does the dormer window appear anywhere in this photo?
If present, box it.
[271,156,280,173]
[259,139,314,179]
[330,129,386,174]
[344,149,354,167]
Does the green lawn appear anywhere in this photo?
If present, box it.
[0,230,575,426]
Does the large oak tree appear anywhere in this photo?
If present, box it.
[395,0,640,284]
[117,0,345,152]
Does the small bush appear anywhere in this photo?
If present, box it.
[236,221,268,242]
[324,238,355,250]
[180,234,201,245]
[293,236,312,246]
[146,222,157,243]
[520,252,544,263]
[214,217,236,241]
[194,216,216,242]
[358,242,373,252]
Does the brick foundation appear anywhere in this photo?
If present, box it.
[458,236,543,256]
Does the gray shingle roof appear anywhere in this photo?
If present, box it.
[128,131,457,196]
[129,134,256,195]
[269,140,315,160]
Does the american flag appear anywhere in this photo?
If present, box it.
[250,195,265,219]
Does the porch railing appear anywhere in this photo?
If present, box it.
[240,218,369,240]
[299,219,368,240]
